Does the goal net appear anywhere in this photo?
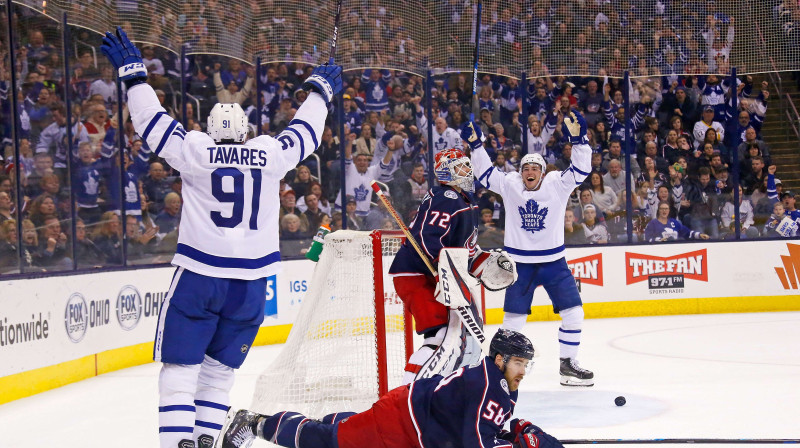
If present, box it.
[251,230,412,419]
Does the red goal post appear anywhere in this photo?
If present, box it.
[251,230,414,418]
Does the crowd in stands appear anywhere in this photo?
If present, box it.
[0,1,797,274]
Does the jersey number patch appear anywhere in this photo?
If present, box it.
[428,211,452,229]
[210,167,262,230]
[481,400,506,426]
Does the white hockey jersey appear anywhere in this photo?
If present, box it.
[334,157,391,216]
[127,83,326,280]
[416,111,462,157]
[472,142,592,263]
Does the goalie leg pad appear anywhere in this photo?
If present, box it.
[393,275,448,334]
[413,310,467,382]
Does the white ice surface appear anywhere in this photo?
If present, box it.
[1,312,799,447]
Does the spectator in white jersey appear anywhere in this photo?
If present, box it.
[334,136,394,217]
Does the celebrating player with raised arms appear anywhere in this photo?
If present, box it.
[100,27,342,448]
[221,330,564,448]
[387,147,516,384]
[463,109,595,386]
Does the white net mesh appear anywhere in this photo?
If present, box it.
[9,0,800,77]
[251,230,408,419]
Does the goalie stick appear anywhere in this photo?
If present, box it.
[370,181,487,348]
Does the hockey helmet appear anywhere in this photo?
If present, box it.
[519,153,546,174]
[490,329,535,371]
[434,148,474,193]
[208,103,249,143]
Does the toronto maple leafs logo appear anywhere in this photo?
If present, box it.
[518,199,548,234]
[124,180,138,202]
[372,83,384,102]
[354,184,369,202]
[83,173,99,195]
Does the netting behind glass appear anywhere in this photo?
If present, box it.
[11,0,800,78]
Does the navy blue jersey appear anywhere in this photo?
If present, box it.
[389,185,480,276]
[409,357,517,448]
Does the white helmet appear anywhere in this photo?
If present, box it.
[519,153,546,190]
[519,153,546,174]
[207,103,248,143]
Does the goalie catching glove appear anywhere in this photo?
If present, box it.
[470,248,517,291]
[302,64,343,105]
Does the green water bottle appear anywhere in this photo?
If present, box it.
[305,223,331,262]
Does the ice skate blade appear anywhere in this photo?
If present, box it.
[560,375,594,387]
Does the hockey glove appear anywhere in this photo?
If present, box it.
[470,249,517,291]
[100,26,147,88]
[561,108,588,145]
[460,121,485,150]
[511,419,564,448]
[302,64,343,105]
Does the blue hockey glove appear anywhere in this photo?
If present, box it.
[302,64,343,105]
[460,121,485,150]
[561,108,588,145]
[100,26,147,88]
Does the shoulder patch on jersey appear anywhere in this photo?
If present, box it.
[444,190,459,200]
[500,378,510,395]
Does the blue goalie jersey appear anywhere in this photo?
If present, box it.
[389,185,480,276]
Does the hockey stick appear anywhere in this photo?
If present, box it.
[370,181,487,346]
[328,0,343,64]
[470,0,483,121]
[562,439,800,444]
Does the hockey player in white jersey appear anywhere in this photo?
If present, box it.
[100,27,342,448]
[463,108,595,386]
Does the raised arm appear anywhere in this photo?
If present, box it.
[462,122,508,194]
[558,109,592,191]
[101,27,189,172]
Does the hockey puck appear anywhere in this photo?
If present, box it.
[615,396,626,406]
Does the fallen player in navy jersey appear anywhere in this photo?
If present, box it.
[220,329,563,448]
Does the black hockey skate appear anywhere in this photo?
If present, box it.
[196,434,214,448]
[221,409,264,448]
[559,357,594,386]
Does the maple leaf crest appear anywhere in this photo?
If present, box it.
[518,199,548,234]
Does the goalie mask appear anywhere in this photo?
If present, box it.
[208,103,249,143]
[490,329,535,374]
[435,148,475,193]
